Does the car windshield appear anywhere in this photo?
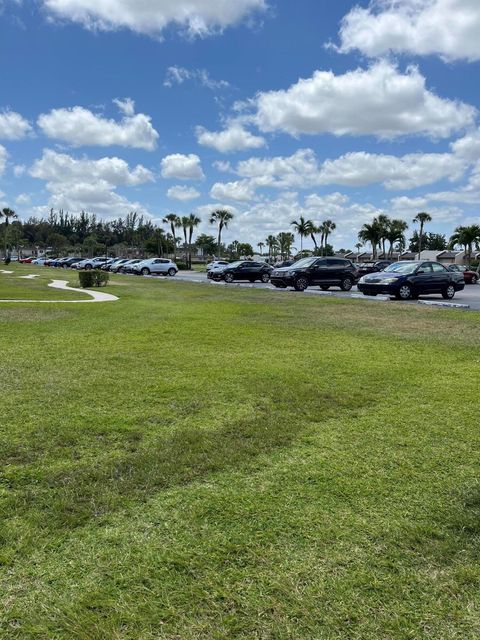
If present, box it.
[289,258,317,268]
[228,261,244,268]
[383,262,418,274]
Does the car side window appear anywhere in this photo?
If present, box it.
[431,263,446,272]
[314,259,328,268]
[418,263,433,273]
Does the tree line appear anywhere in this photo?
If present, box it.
[1,206,479,265]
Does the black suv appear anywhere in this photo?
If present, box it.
[270,257,358,291]
[209,260,273,283]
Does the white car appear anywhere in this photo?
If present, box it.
[206,260,230,273]
[31,257,49,265]
[133,258,178,276]
[75,256,109,270]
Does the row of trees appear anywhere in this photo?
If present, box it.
[357,213,480,264]
[2,205,480,265]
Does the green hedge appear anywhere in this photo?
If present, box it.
[78,270,109,288]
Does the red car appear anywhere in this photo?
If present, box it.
[448,264,479,284]
[19,256,34,263]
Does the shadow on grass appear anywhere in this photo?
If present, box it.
[2,391,372,538]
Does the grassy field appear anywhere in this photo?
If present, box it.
[1,264,480,639]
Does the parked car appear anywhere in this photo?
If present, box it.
[110,259,132,273]
[356,260,393,278]
[19,256,34,263]
[206,260,230,272]
[103,258,126,271]
[32,257,53,265]
[57,257,83,269]
[133,258,178,276]
[270,257,358,292]
[208,260,273,283]
[447,264,479,284]
[357,261,465,299]
[75,256,109,270]
[119,259,144,274]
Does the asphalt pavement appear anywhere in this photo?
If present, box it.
[168,271,480,311]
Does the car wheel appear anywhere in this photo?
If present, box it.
[141,268,150,276]
[442,284,456,300]
[168,268,176,277]
[224,273,234,283]
[320,285,330,291]
[340,277,353,291]
[396,284,413,300]
[261,273,270,283]
[62,264,68,269]
[471,275,478,285]
[294,277,309,292]
[85,264,92,270]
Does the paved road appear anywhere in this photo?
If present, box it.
[170,271,480,311]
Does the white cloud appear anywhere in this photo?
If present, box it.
[0,110,32,139]
[113,97,136,116]
[15,193,31,206]
[252,61,476,139]
[196,123,266,153]
[43,0,266,38]
[318,151,466,190]
[30,149,154,218]
[213,160,233,173]
[164,66,229,90]
[167,185,201,201]
[337,0,480,62]
[0,145,7,175]
[37,104,159,150]
[160,153,204,180]
[13,164,26,178]
[210,180,256,202]
[451,128,480,162]
[236,149,321,189]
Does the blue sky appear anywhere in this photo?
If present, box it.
[1,0,480,250]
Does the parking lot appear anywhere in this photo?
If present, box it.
[173,270,480,310]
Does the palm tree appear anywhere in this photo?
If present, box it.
[162,213,181,261]
[187,214,201,269]
[376,214,391,258]
[355,242,363,262]
[180,216,190,266]
[386,219,408,258]
[413,212,432,259]
[358,220,382,260]
[265,235,279,262]
[321,220,336,256]
[277,232,295,259]
[290,216,314,254]
[210,209,233,258]
[257,242,265,256]
[449,225,480,266]
[1,208,18,260]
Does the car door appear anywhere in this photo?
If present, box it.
[412,262,433,293]
[310,259,329,284]
[233,262,250,280]
[430,261,450,292]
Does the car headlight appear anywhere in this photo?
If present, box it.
[380,277,400,284]
[358,276,366,284]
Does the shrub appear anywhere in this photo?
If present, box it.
[79,270,109,288]
[175,261,188,271]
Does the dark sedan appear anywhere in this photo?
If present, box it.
[447,264,479,284]
[270,257,358,292]
[208,260,273,283]
[357,261,465,300]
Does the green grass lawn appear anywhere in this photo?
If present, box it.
[1,264,480,639]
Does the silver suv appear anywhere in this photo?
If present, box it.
[133,258,178,277]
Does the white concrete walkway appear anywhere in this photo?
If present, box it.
[0,279,119,303]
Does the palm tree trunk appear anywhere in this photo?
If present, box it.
[418,223,424,259]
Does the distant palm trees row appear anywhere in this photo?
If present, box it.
[290,217,337,255]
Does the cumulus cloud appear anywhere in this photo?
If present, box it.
[167,185,201,201]
[252,61,476,139]
[37,103,159,150]
[337,0,480,62]
[30,149,154,217]
[236,149,321,189]
[113,97,136,116]
[164,66,229,90]
[15,193,32,206]
[210,180,256,202]
[160,153,204,180]
[0,145,7,175]
[450,128,480,162]
[196,123,266,153]
[0,110,32,139]
[42,0,266,38]
[318,151,466,190]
